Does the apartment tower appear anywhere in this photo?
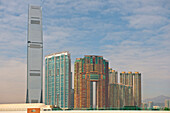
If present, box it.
[108,68,118,84]
[45,51,71,109]
[26,5,43,103]
[74,55,109,109]
[133,72,141,107]
[108,68,118,108]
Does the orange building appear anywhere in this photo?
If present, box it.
[74,55,109,109]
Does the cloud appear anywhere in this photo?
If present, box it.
[123,15,168,29]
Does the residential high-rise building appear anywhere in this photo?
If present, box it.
[117,71,141,107]
[118,84,125,108]
[133,72,141,107]
[148,101,153,110]
[120,72,133,86]
[26,5,43,103]
[108,83,119,108]
[127,72,133,86]
[165,99,170,108]
[125,85,133,106]
[45,51,71,109]
[108,68,118,107]
[120,72,127,85]
[74,55,109,109]
[109,83,133,108]
[109,68,118,84]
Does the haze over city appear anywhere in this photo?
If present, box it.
[0,0,170,104]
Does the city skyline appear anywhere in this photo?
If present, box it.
[0,0,170,104]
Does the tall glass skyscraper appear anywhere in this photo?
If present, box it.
[74,55,109,109]
[26,5,43,103]
[45,51,71,109]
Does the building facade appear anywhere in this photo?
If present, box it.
[109,68,118,84]
[108,83,119,108]
[109,71,141,108]
[45,51,71,109]
[26,5,43,103]
[148,101,153,109]
[120,72,127,85]
[74,55,109,109]
[165,99,170,108]
[133,72,141,107]
[108,68,118,107]
[125,85,133,106]
[120,71,133,86]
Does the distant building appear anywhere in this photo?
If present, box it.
[127,72,133,86]
[120,71,133,86]
[120,72,127,85]
[148,101,153,110]
[125,85,133,106]
[165,99,170,108]
[74,55,109,109]
[119,71,141,107]
[45,51,71,109]
[133,72,141,107]
[108,68,118,107]
[142,103,147,110]
[109,68,118,84]
[109,83,134,108]
[70,89,74,109]
[108,83,119,108]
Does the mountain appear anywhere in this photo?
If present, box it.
[143,95,170,106]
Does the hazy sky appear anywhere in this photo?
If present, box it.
[0,0,170,104]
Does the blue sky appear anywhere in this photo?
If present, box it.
[0,0,170,103]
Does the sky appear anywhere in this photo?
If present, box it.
[0,0,170,104]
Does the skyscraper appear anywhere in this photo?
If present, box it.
[133,72,141,107]
[120,71,133,86]
[26,5,43,103]
[109,83,119,108]
[74,55,109,109]
[120,72,127,85]
[125,85,133,106]
[118,84,126,108]
[127,72,133,86]
[109,68,118,84]
[45,51,71,109]
[108,68,118,108]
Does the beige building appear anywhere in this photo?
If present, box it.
[133,72,141,107]
[119,71,141,107]
[109,68,118,84]
[125,85,133,106]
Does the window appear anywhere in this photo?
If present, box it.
[31,20,40,24]
[57,69,59,76]
[30,73,40,76]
